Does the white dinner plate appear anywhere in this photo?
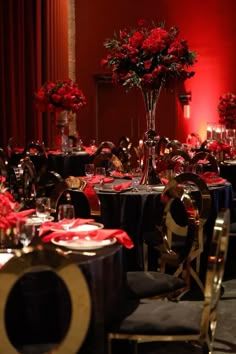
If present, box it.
[51,221,104,232]
[224,160,236,165]
[51,236,116,250]
[26,215,54,226]
[207,182,226,187]
[0,253,14,268]
[152,185,165,192]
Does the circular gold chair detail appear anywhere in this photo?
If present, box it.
[0,246,91,354]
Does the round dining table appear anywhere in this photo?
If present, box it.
[47,151,92,178]
[95,179,234,272]
[5,241,126,354]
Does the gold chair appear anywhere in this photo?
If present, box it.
[0,147,8,177]
[107,208,230,354]
[65,176,102,220]
[50,179,91,219]
[0,246,91,354]
[161,172,212,293]
[190,151,220,175]
[18,156,38,200]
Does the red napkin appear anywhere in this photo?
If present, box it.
[113,181,132,191]
[48,149,62,155]
[39,218,95,238]
[84,185,101,213]
[201,172,226,184]
[3,209,36,228]
[42,228,134,249]
[111,171,133,179]
[12,147,24,153]
[87,176,114,185]
[83,146,97,155]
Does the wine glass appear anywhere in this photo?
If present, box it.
[95,167,106,185]
[131,168,141,192]
[84,163,95,181]
[57,204,75,230]
[16,220,36,247]
[35,197,51,221]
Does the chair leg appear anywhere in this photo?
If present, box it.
[190,267,205,293]
[107,337,112,354]
[143,242,148,271]
[134,340,138,354]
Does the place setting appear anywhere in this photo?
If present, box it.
[38,203,134,250]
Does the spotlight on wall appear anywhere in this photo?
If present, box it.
[179,92,192,119]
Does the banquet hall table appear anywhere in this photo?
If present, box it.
[5,241,126,354]
[47,151,92,178]
[95,179,233,271]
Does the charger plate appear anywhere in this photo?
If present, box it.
[26,215,54,226]
[51,221,104,232]
[51,235,116,250]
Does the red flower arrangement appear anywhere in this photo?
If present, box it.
[101,19,197,91]
[218,92,236,128]
[34,79,87,113]
[207,141,232,155]
[0,177,34,230]
[156,159,181,173]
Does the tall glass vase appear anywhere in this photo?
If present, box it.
[56,111,70,153]
[139,87,162,185]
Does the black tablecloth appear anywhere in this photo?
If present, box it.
[5,242,125,354]
[95,180,233,272]
[47,152,92,178]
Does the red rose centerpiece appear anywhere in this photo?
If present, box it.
[102,19,197,184]
[0,176,34,248]
[34,79,86,151]
[218,92,236,129]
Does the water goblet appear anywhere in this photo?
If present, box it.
[16,220,36,247]
[85,163,95,181]
[35,197,51,221]
[131,167,141,192]
[95,167,106,185]
[57,204,75,230]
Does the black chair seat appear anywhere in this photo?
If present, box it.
[230,222,236,234]
[126,271,186,299]
[112,299,202,335]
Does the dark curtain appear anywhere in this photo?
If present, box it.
[0,0,69,150]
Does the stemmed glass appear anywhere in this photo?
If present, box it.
[57,204,75,230]
[35,197,51,221]
[131,168,141,192]
[16,220,36,247]
[85,163,95,181]
[95,167,106,186]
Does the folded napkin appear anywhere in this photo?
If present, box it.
[201,172,226,184]
[12,147,24,153]
[83,146,97,155]
[3,208,36,228]
[113,181,132,191]
[111,171,133,179]
[39,218,95,238]
[84,185,101,212]
[48,149,62,155]
[87,176,114,185]
[42,228,134,249]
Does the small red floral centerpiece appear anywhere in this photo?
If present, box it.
[207,140,232,159]
[34,79,87,113]
[0,176,34,230]
[218,92,236,128]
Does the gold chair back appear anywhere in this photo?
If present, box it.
[0,246,91,354]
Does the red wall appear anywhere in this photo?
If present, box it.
[75,0,236,146]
